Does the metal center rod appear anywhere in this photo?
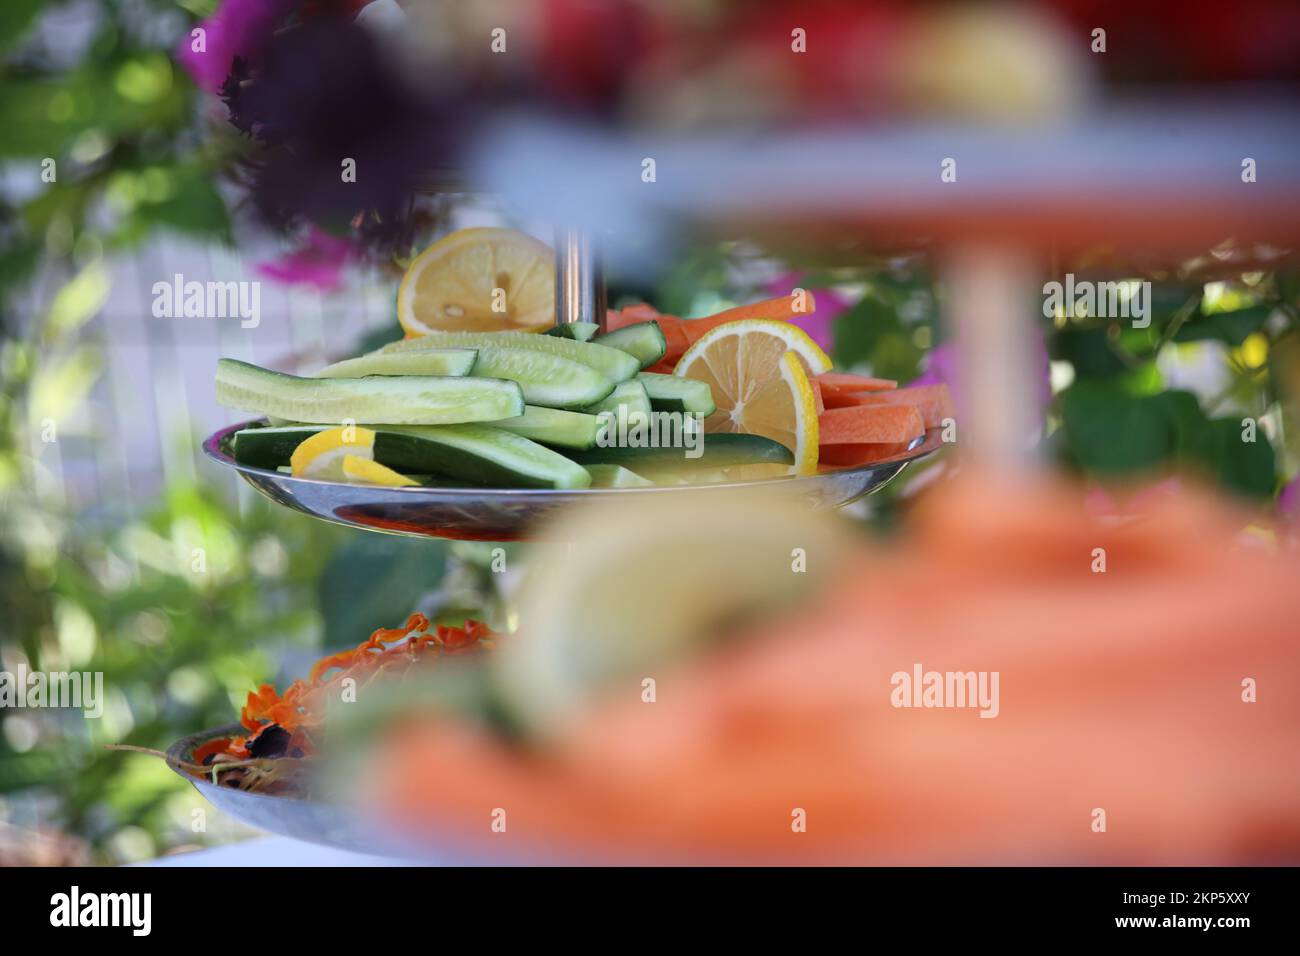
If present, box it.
[554,227,606,331]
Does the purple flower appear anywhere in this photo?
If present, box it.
[764,273,851,353]
[256,227,355,291]
[178,0,298,94]
[1279,477,1300,541]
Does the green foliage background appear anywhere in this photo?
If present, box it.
[0,1,1296,863]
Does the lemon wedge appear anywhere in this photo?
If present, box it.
[397,227,554,336]
[340,455,419,487]
[674,319,828,475]
[497,490,852,737]
[290,426,376,481]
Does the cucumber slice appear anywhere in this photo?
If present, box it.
[380,330,640,384]
[315,348,477,379]
[470,348,613,408]
[584,464,654,488]
[546,322,600,342]
[232,424,327,468]
[216,359,523,425]
[378,425,591,490]
[233,422,590,489]
[594,321,667,369]
[491,406,601,450]
[637,371,716,415]
[569,432,791,468]
[580,380,652,419]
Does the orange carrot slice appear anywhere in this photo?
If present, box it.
[605,303,664,331]
[835,384,955,429]
[819,442,912,467]
[817,372,897,394]
[818,405,924,445]
[702,292,816,325]
[669,293,818,351]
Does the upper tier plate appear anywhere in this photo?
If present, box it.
[203,420,943,541]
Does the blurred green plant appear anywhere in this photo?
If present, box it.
[0,1,495,864]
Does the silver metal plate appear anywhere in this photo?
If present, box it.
[202,421,943,541]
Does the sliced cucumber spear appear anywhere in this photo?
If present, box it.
[546,322,600,342]
[638,371,716,416]
[581,380,652,419]
[584,464,654,488]
[216,359,523,425]
[318,346,612,409]
[470,348,612,408]
[376,425,592,490]
[491,406,602,450]
[380,330,640,384]
[231,422,590,490]
[569,432,792,468]
[316,348,477,379]
[593,321,667,369]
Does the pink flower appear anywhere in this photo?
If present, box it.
[764,272,851,353]
[256,228,355,291]
[1085,477,1185,520]
[178,0,299,94]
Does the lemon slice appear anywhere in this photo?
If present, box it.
[675,319,828,475]
[397,227,555,336]
[340,455,419,487]
[497,491,852,738]
[290,426,376,481]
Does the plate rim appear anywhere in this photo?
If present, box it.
[202,419,944,497]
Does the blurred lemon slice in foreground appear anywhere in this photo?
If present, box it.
[676,320,827,475]
[398,227,555,336]
[497,491,851,738]
[290,426,375,481]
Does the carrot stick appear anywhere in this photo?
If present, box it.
[818,405,925,445]
[702,291,816,325]
[816,372,897,394]
[832,384,955,429]
[606,303,663,331]
[670,293,819,351]
[819,442,912,467]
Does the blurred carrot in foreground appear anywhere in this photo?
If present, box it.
[362,473,1300,864]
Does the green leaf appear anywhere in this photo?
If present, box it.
[1058,382,1277,498]
[1173,305,1272,346]
[316,535,447,650]
[134,164,230,239]
[1200,417,1276,499]
[1048,326,1130,379]
[175,0,220,18]
[831,294,925,381]
[1059,382,1172,474]
[0,0,43,53]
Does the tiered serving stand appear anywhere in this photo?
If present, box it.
[177,101,1300,854]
